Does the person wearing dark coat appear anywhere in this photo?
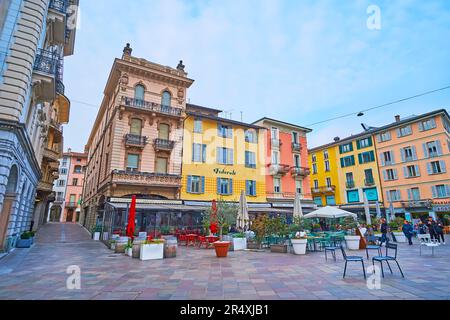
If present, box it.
[418,221,428,235]
[435,219,445,244]
[427,217,438,242]
[402,220,414,245]
[380,218,389,245]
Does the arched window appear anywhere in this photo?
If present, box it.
[134,85,145,101]
[161,91,171,107]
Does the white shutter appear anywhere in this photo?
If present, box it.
[407,189,412,200]
[400,149,405,162]
[427,162,433,175]
[380,153,385,166]
[431,186,438,199]
[415,165,420,177]
[396,190,401,201]
[403,167,409,178]
[412,146,418,160]
[393,169,398,180]
[436,140,443,156]
[390,151,395,164]
[383,170,388,181]
[418,122,424,132]
[440,160,447,173]
[423,143,429,158]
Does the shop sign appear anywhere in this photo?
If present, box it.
[213,168,236,176]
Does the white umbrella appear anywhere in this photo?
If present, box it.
[237,191,249,230]
[293,192,303,219]
[388,202,395,222]
[363,193,372,225]
[303,206,357,219]
[375,201,382,219]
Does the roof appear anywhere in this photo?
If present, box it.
[252,117,312,133]
[308,129,374,152]
[186,111,265,130]
[63,151,88,158]
[186,103,222,114]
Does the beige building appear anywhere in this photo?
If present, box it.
[0,0,79,252]
[81,44,194,231]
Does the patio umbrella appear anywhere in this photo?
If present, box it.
[293,192,303,219]
[375,201,382,219]
[389,202,396,222]
[363,193,372,225]
[303,206,357,219]
[126,195,137,239]
[237,191,249,230]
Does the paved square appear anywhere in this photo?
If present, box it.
[0,224,449,300]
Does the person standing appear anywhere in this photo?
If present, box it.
[402,220,414,245]
[380,218,389,245]
[435,218,445,244]
[427,217,438,242]
[418,221,428,235]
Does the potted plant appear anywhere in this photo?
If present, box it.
[204,200,239,258]
[91,225,102,241]
[268,217,289,253]
[140,239,165,261]
[125,239,133,257]
[312,223,322,232]
[289,217,311,255]
[16,232,33,248]
[232,232,247,251]
[248,215,268,250]
[342,216,361,250]
[391,217,406,243]
[109,239,117,250]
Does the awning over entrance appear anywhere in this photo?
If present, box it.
[107,202,205,211]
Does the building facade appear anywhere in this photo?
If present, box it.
[374,110,450,220]
[0,0,78,252]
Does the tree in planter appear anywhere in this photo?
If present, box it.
[342,216,359,235]
[267,217,289,244]
[250,215,269,248]
[203,200,238,240]
[289,217,312,237]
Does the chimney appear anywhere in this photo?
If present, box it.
[395,115,401,122]
[122,43,132,59]
[334,137,340,142]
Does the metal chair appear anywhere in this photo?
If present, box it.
[340,246,366,279]
[365,235,382,260]
[324,236,341,261]
[372,242,405,278]
[418,234,439,256]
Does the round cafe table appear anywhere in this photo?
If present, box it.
[186,234,198,246]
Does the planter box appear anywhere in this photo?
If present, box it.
[126,248,133,257]
[16,238,33,248]
[115,242,127,254]
[140,243,164,261]
[93,232,100,241]
[270,244,288,253]
[291,239,308,255]
[247,241,263,250]
[232,238,247,251]
[132,241,145,258]
[392,232,407,243]
[345,235,361,250]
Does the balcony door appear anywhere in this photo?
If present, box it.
[158,123,169,140]
[130,119,142,136]
[156,157,168,174]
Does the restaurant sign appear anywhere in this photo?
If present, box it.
[213,168,236,176]
[433,200,450,213]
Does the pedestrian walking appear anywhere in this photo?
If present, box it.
[380,218,389,245]
[435,218,445,244]
[418,221,428,235]
[402,220,414,245]
[427,217,438,242]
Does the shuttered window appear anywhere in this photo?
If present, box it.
[158,123,169,140]
[130,119,142,135]
[156,157,167,174]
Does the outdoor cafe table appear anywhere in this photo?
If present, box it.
[205,236,220,248]
[186,234,198,246]
[306,236,325,252]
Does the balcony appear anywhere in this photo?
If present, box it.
[311,186,336,195]
[34,49,58,76]
[37,181,53,193]
[400,200,432,209]
[124,134,147,148]
[32,49,58,102]
[291,167,310,177]
[365,178,375,186]
[271,139,281,148]
[65,202,78,209]
[111,170,182,188]
[48,118,63,143]
[292,143,302,152]
[346,181,355,189]
[154,138,175,152]
[121,97,183,118]
[49,0,69,13]
[269,164,291,175]
[54,197,65,204]
[43,145,61,162]
[267,192,296,200]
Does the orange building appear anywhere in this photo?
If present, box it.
[374,110,450,220]
[63,152,87,223]
[253,118,314,212]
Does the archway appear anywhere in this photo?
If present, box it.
[0,165,19,251]
[49,205,62,222]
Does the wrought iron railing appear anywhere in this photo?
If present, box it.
[365,178,375,186]
[311,186,336,194]
[33,49,58,75]
[292,143,302,152]
[291,167,310,176]
[124,134,147,146]
[346,181,355,189]
[49,0,69,13]
[154,138,175,150]
[122,97,183,116]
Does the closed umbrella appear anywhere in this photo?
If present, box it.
[126,195,137,240]
[293,192,303,219]
[375,201,382,219]
[237,191,249,230]
[388,202,395,223]
[363,193,372,225]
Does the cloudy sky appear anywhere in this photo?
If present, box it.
[63,0,450,152]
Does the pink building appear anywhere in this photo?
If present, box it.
[63,152,87,223]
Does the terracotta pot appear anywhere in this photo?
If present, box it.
[213,241,230,258]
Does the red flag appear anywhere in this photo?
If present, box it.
[126,195,137,239]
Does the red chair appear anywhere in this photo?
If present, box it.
[197,236,208,248]
[178,234,187,246]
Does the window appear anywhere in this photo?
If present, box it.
[377,131,391,142]
[294,154,301,168]
[158,123,169,140]
[217,147,234,165]
[339,143,353,154]
[76,158,81,162]
[56,192,64,201]
[408,188,421,201]
[272,151,279,165]
[326,177,332,188]
[358,151,375,164]
[428,161,446,175]
[347,190,360,203]
[161,91,171,107]
[387,190,401,201]
[364,187,379,201]
[69,194,76,204]
[292,132,299,144]
[323,150,329,160]
[314,197,323,206]
[245,129,257,143]
[423,141,442,158]
[218,124,232,138]
[312,163,318,174]
[217,178,233,195]
[313,180,319,189]
[58,180,65,187]
[403,165,420,178]
[62,157,68,167]
[365,169,374,184]
[295,180,302,194]
[246,180,257,196]
[187,176,204,194]
[397,125,412,137]
[401,146,417,162]
[326,196,336,206]
[444,117,450,134]
[357,137,372,149]
[192,144,206,163]
[384,169,398,181]
[312,154,317,163]
[324,160,330,172]
[381,151,395,166]
[74,166,82,173]
[60,168,67,175]
[134,85,145,101]
[126,154,139,172]
[194,118,203,133]
[419,118,436,131]
[271,127,279,140]
[432,185,450,199]
[245,151,256,168]
[156,157,168,174]
[72,178,78,186]
[346,172,354,184]
[273,178,281,193]
[130,118,142,135]
[340,155,355,168]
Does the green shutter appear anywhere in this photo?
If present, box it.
[339,145,343,154]
[351,156,355,166]
[349,143,353,152]
[368,137,373,147]
[187,176,192,193]
[229,179,233,194]
[201,176,205,194]
[340,158,345,168]
[356,140,361,150]
[358,154,363,164]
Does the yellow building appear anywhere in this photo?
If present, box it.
[181,104,267,203]
[308,132,384,212]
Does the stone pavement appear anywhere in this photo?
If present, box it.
[0,223,449,300]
